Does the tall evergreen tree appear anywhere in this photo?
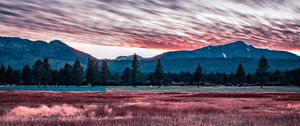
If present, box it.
[296,68,300,86]
[72,58,84,86]
[228,72,235,85]
[153,59,164,87]
[234,64,246,85]
[50,70,59,86]
[193,63,203,88]
[12,70,21,84]
[272,70,282,83]
[41,58,51,86]
[256,56,269,88]
[6,65,14,85]
[22,65,32,84]
[121,67,131,86]
[100,60,111,84]
[86,57,99,86]
[0,65,6,85]
[131,54,140,86]
[246,73,252,84]
[63,63,73,86]
[32,59,43,87]
[164,72,172,86]
[58,68,65,85]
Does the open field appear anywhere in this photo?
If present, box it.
[1,89,300,126]
[1,86,300,92]
[107,86,300,92]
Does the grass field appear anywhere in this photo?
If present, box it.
[0,86,300,126]
[107,86,300,92]
[1,85,300,92]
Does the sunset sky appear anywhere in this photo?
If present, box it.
[0,0,299,59]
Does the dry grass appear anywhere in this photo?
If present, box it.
[0,91,300,126]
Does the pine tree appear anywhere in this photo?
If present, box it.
[272,70,282,83]
[58,68,65,85]
[234,64,246,86]
[153,59,164,87]
[0,65,6,85]
[164,72,172,86]
[296,68,300,86]
[41,58,51,86]
[12,70,21,85]
[22,65,32,84]
[63,63,73,86]
[256,56,269,88]
[228,72,234,85]
[121,67,131,86]
[95,62,100,84]
[6,65,14,85]
[131,54,140,87]
[100,60,111,84]
[246,73,252,84]
[193,63,203,88]
[32,59,43,86]
[86,57,99,86]
[50,70,59,86]
[72,58,84,86]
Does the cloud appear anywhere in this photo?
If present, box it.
[0,0,299,52]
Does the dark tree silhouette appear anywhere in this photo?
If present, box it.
[121,67,131,86]
[153,59,164,87]
[131,54,140,87]
[22,65,32,84]
[12,70,21,84]
[58,68,65,85]
[32,59,43,87]
[86,57,99,86]
[193,63,203,88]
[0,65,6,85]
[41,58,51,86]
[63,63,73,86]
[228,72,234,85]
[72,58,84,86]
[296,68,300,86]
[50,70,59,86]
[6,65,14,85]
[234,64,246,85]
[271,70,282,84]
[256,56,269,88]
[246,73,252,84]
[100,60,111,84]
[163,72,172,86]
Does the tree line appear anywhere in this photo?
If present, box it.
[0,54,299,87]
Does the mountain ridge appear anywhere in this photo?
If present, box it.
[0,37,95,69]
[153,41,299,60]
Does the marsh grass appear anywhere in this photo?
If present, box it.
[0,91,300,126]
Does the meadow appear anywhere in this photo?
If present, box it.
[0,86,300,126]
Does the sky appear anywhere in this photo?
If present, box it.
[0,0,299,59]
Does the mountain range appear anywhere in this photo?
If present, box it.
[0,37,299,73]
[154,41,299,59]
[0,37,94,69]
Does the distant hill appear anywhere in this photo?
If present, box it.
[0,37,95,68]
[154,41,299,59]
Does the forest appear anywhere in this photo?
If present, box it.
[0,54,299,87]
